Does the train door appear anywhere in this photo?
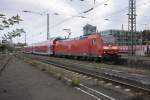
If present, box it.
[48,44,51,55]
[90,38,98,57]
[48,44,55,55]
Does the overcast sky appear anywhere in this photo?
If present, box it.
[0,0,150,44]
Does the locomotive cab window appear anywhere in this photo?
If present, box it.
[101,34,115,45]
[92,39,96,45]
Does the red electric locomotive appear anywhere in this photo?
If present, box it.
[54,33,119,61]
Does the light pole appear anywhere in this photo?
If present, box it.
[25,32,26,45]
[23,10,58,40]
[23,10,88,40]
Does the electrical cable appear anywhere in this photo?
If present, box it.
[21,0,150,41]
[50,0,109,29]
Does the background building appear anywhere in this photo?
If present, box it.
[82,24,149,46]
[142,30,150,45]
[99,29,142,46]
[83,24,97,35]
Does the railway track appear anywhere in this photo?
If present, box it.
[76,84,116,100]
[23,54,150,95]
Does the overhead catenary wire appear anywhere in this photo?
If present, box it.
[24,0,150,42]
[21,0,150,42]
[50,0,150,30]
[50,0,110,29]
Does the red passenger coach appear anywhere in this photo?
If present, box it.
[24,46,33,53]
[32,41,50,55]
[24,38,59,55]
[32,38,58,55]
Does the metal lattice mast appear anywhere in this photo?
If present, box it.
[128,0,136,55]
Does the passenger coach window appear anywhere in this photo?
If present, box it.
[92,39,96,45]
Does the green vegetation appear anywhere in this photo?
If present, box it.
[129,94,144,100]
[2,28,25,40]
[0,44,7,52]
[28,60,38,67]
[0,14,23,30]
[71,77,80,86]
[0,13,25,52]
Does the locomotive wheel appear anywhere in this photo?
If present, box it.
[87,57,92,61]
[102,54,120,64]
[102,55,110,62]
[112,55,121,64]
[65,55,68,58]
[94,57,101,62]
[74,56,79,60]
[76,56,80,60]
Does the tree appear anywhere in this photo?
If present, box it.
[0,14,23,30]
[0,13,24,52]
[2,28,26,40]
[0,13,24,40]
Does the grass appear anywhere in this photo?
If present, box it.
[129,93,144,100]
[41,68,46,71]
[27,60,37,67]
[71,77,80,87]
[21,56,81,87]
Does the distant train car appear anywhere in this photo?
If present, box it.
[119,45,150,55]
[32,38,60,55]
[24,38,59,55]
[54,33,119,60]
[24,46,33,53]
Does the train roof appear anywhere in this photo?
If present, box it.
[31,37,62,46]
[59,33,100,42]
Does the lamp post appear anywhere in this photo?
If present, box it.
[25,32,26,45]
[23,10,88,40]
[23,10,59,40]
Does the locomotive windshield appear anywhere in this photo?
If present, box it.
[101,34,115,44]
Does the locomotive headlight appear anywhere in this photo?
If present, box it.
[112,46,118,50]
[103,46,109,50]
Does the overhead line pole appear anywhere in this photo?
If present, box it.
[23,10,50,40]
[25,32,26,45]
[47,14,50,40]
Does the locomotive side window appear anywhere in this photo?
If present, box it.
[92,39,96,45]
[79,36,88,40]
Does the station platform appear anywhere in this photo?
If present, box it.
[0,56,94,100]
[121,54,150,61]
[120,54,150,69]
